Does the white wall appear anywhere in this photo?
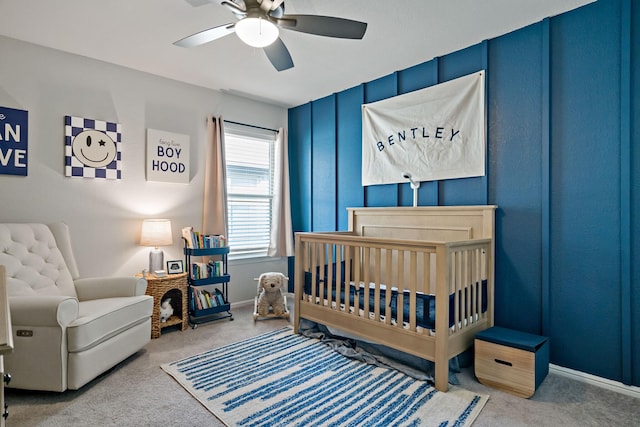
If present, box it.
[0,36,288,303]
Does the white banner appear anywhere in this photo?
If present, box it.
[362,71,485,186]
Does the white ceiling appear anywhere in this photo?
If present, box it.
[0,0,594,108]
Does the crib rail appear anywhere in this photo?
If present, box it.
[294,232,492,342]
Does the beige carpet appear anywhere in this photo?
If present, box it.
[4,301,640,426]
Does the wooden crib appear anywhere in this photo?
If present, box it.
[294,205,496,392]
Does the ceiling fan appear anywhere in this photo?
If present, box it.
[174,0,367,71]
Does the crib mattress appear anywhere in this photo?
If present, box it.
[303,270,487,330]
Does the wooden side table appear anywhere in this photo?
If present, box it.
[141,272,188,339]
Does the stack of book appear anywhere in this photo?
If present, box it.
[190,260,225,280]
[192,287,226,311]
[181,227,226,249]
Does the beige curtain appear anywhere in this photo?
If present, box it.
[202,115,228,237]
[268,127,294,257]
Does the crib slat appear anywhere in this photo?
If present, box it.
[354,245,361,316]
[310,242,317,302]
[319,243,326,304]
[327,243,334,308]
[463,249,469,330]
[363,247,370,319]
[419,250,428,330]
[472,248,479,323]
[384,249,393,325]
[301,238,308,304]
[470,250,475,325]
[453,251,460,331]
[336,243,343,310]
[373,248,381,321]
[408,251,417,331]
[423,251,431,295]
[345,244,352,311]
[459,250,466,330]
[476,249,486,320]
[397,250,405,330]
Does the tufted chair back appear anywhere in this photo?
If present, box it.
[0,223,77,298]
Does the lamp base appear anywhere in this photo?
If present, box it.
[149,248,164,273]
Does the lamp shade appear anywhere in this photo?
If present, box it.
[140,219,173,247]
[235,17,279,48]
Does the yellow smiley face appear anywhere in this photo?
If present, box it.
[72,130,117,168]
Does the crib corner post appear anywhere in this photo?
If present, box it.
[293,233,303,334]
[434,244,450,393]
[434,362,449,392]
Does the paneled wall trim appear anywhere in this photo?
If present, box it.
[288,0,639,387]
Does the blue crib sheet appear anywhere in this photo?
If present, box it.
[303,262,487,330]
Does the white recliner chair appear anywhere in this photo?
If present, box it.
[0,223,153,392]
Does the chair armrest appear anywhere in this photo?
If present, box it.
[74,277,148,301]
[9,296,79,327]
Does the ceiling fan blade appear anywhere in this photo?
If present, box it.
[268,0,285,18]
[276,15,367,39]
[174,23,235,47]
[258,0,285,13]
[263,38,293,71]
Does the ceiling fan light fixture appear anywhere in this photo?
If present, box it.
[235,17,279,48]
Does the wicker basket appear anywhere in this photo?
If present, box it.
[143,273,188,339]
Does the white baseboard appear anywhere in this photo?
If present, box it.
[550,364,640,399]
[232,299,255,308]
[232,293,294,309]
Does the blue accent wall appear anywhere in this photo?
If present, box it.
[288,0,640,386]
[311,95,337,231]
[549,0,623,382]
[488,22,544,335]
[288,104,311,233]
[336,86,365,230]
[630,0,640,387]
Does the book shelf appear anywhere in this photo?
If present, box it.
[184,245,233,327]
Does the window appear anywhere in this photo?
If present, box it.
[224,122,276,259]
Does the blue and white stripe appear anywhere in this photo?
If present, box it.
[162,328,487,427]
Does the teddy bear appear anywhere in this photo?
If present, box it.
[256,272,288,317]
[159,298,174,322]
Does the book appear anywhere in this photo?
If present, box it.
[194,289,202,310]
[214,288,225,306]
[198,289,208,309]
[207,290,218,307]
[181,227,196,248]
[182,227,227,249]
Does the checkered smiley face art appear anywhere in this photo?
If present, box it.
[71,129,117,168]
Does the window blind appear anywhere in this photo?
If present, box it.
[224,122,276,259]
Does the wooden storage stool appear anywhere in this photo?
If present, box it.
[475,326,549,398]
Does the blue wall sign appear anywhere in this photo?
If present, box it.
[0,106,28,176]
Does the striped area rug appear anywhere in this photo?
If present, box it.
[161,328,488,427]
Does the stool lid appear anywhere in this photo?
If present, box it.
[476,326,549,352]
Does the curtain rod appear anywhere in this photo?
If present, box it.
[223,119,277,133]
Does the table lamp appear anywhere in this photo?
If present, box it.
[140,219,173,273]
